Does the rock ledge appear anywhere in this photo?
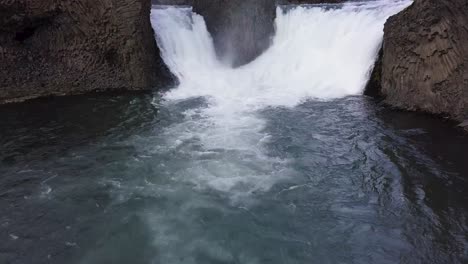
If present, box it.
[0,0,172,103]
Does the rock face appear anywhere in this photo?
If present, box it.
[366,0,468,122]
[153,0,277,66]
[153,0,276,66]
[192,0,276,67]
[279,0,346,4]
[0,0,172,103]
[152,0,344,67]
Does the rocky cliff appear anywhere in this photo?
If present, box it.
[192,0,276,67]
[153,0,276,66]
[366,0,468,125]
[152,0,345,67]
[0,0,172,103]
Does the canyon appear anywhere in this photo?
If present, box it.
[0,0,467,126]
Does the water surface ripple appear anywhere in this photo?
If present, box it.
[0,95,467,264]
[1,1,467,263]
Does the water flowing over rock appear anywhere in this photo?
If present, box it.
[0,0,172,103]
[278,0,346,4]
[366,0,468,122]
[152,0,347,67]
[192,0,276,67]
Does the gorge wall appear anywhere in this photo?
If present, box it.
[0,0,172,103]
[366,0,468,125]
[155,0,272,66]
[153,0,275,67]
[152,0,345,66]
[192,0,276,67]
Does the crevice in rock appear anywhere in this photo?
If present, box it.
[14,26,37,42]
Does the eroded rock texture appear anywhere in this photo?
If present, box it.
[192,0,276,67]
[153,0,276,66]
[368,0,468,122]
[152,0,343,67]
[0,0,172,103]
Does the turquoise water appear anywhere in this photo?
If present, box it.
[0,94,467,264]
[1,1,467,263]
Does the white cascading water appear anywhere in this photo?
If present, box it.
[149,1,411,199]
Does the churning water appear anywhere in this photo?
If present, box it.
[149,0,412,198]
[1,1,467,264]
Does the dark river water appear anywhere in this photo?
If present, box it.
[1,2,467,263]
[0,93,467,264]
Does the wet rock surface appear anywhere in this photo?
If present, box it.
[0,0,172,103]
[151,0,347,66]
[367,0,468,122]
[192,0,276,67]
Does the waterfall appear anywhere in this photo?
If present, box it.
[149,0,411,197]
[151,0,411,103]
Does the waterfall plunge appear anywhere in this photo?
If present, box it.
[149,1,411,197]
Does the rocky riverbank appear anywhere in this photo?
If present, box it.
[0,0,172,104]
[192,0,275,67]
[366,0,468,129]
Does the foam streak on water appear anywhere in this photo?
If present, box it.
[149,0,411,198]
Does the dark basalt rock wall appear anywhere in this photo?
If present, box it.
[0,0,172,104]
[152,0,346,67]
[366,0,468,124]
[192,0,276,67]
[153,0,274,67]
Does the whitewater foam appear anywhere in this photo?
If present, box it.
[150,0,411,198]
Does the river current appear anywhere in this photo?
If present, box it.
[0,1,467,263]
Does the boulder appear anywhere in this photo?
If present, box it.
[366,0,468,121]
[192,0,276,67]
[0,0,172,103]
[152,0,346,67]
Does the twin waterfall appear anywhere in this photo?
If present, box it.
[151,1,411,102]
[149,1,411,197]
